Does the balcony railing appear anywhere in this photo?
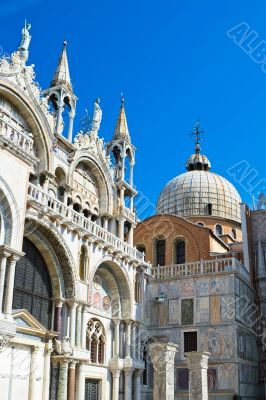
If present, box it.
[151,257,249,280]
[0,115,35,156]
[27,183,144,262]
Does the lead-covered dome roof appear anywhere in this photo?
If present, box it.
[156,123,241,222]
[157,170,241,222]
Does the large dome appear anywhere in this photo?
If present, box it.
[157,170,241,222]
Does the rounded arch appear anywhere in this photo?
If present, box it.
[0,78,53,172]
[153,235,166,267]
[0,176,20,247]
[172,236,186,264]
[89,258,133,319]
[215,224,223,236]
[24,215,78,298]
[68,153,114,215]
[13,237,53,328]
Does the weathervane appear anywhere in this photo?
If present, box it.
[80,108,92,133]
[191,120,205,153]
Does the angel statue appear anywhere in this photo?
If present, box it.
[19,21,32,51]
[91,98,102,134]
[18,21,31,62]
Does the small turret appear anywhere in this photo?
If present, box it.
[43,40,77,142]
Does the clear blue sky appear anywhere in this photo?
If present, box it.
[1,0,266,217]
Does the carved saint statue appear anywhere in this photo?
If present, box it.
[19,21,32,51]
[91,98,102,133]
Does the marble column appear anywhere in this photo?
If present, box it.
[0,250,10,314]
[113,319,120,357]
[103,216,109,231]
[124,369,134,400]
[81,306,87,350]
[118,218,125,241]
[128,225,134,246]
[185,351,210,400]
[58,359,69,400]
[125,320,132,358]
[131,322,137,359]
[76,305,82,347]
[150,342,179,400]
[68,112,75,142]
[129,163,134,187]
[69,300,77,348]
[56,102,64,134]
[111,369,121,400]
[29,346,42,400]
[67,361,77,400]
[4,255,19,317]
[54,300,63,337]
[136,324,141,359]
[50,360,59,400]
[76,362,86,400]
[134,370,142,400]
[42,341,53,400]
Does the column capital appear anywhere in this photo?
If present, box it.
[59,358,69,368]
[134,369,142,377]
[54,298,64,308]
[124,368,134,377]
[67,298,78,308]
[111,369,121,378]
[124,319,133,327]
[0,245,24,259]
[69,360,78,369]
[112,318,121,326]
[185,351,210,369]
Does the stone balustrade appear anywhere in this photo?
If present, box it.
[151,257,249,280]
[27,183,144,262]
[0,113,35,156]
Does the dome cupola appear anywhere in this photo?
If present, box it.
[157,122,241,223]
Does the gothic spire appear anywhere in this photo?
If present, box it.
[50,40,72,92]
[113,95,131,142]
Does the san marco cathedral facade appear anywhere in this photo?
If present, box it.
[1,21,266,400]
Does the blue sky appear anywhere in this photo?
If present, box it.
[1,0,266,216]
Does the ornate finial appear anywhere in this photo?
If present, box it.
[63,39,67,47]
[121,92,125,105]
[80,108,92,133]
[192,120,205,154]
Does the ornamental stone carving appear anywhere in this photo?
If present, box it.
[185,351,210,400]
[150,342,179,400]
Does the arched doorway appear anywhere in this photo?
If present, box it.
[12,238,53,329]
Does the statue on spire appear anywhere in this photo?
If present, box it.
[18,21,31,62]
[91,98,102,135]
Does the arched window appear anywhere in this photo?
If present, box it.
[79,245,87,281]
[215,224,223,235]
[12,238,53,329]
[197,222,204,227]
[231,228,237,240]
[135,272,141,303]
[86,319,106,364]
[174,239,186,264]
[137,245,146,254]
[207,203,212,215]
[155,238,165,266]
[55,167,66,202]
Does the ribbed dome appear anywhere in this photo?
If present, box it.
[157,170,241,222]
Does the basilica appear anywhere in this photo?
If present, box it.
[0,23,265,400]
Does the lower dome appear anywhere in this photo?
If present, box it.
[157,170,241,222]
